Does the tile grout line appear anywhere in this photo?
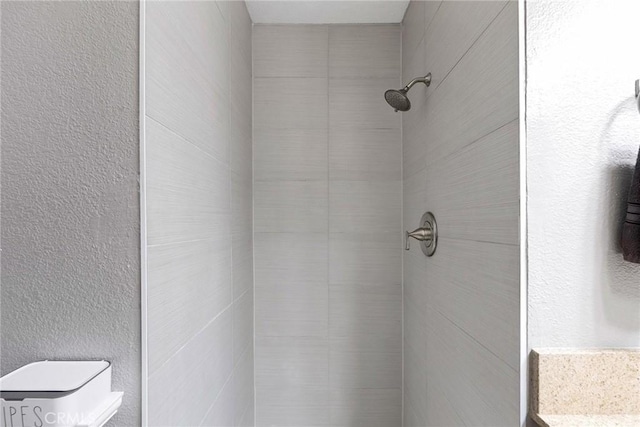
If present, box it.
[146,114,230,168]
[251,14,257,427]
[226,12,235,426]
[147,301,234,380]
[403,117,518,181]
[424,1,509,103]
[139,1,148,424]
[326,24,332,423]
[399,14,405,427]
[429,302,520,374]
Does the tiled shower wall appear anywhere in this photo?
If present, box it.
[144,2,254,425]
[253,25,403,426]
[402,1,520,425]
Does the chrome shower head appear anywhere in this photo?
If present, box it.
[384,89,411,112]
[384,73,432,112]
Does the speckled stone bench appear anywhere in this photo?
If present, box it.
[530,349,640,427]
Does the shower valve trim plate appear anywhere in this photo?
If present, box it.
[405,212,438,257]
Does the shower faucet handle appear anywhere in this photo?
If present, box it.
[405,212,438,257]
[405,227,433,250]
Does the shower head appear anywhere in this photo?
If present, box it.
[385,89,411,112]
[384,73,432,112]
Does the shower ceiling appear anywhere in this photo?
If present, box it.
[245,0,410,24]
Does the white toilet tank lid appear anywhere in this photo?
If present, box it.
[0,360,110,393]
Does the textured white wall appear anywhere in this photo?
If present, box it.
[0,2,140,425]
[527,0,640,348]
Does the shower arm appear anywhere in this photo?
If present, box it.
[403,73,432,92]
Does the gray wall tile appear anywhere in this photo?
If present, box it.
[255,232,329,288]
[256,387,331,427]
[329,25,401,78]
[255,283,329,338]
[234,345,255,426]
[424,1,442,32]
[231,104,253,181]
[401,35,428,179]
[424,307,519,425]
[200,376,234,427]
[146,1,229,163]
[147,239,232,375]
[403,342,427,423]
[329,180,401,233]
[402,250,427,357]
[237,404,255,427]
[424,1,507,93]
[402,2,520,424]
[330,388,402,427]
[426,237,520,370]
[254,25,329,77]
[329,78,401,130]
[233,232,254,299]
[148,310,233,427]
[426,120,519,245]
[401,0,426,64]
[421,4,519,168]
[255,128,329,181]
[234,289,254,363]
[230,3,253,180]
[254,24,402,427]
[146,118,231,246]
[254,77,328,129]
[329,342,401,389]
[232,173,253,236]
[402,168,427,232]
[329,232,402,286]
[256,336,329,388]
[424,377,466,427]
[329,129,401,181]
[255,180,329,233]
[403,396,426,427]
[145,1,254,424]
[329,283,402,343]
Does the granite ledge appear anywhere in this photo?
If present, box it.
[530,348,640,426]
[533,414,640,427]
